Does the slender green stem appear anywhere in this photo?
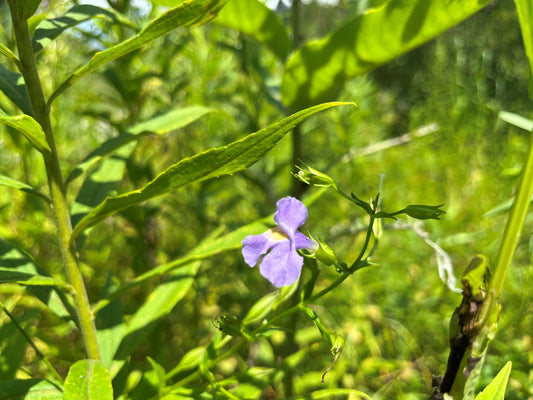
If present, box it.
[487,133,533,299]
[8,3,101,361]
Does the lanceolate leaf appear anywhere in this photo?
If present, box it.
[0,379,62,400]
[215,0,290,60]
[63,360,113,400]
[0,111,50,153]
[0,174,50,203]
[70,102,352,241]
[281,0,492,110]
[32,4,135,53]
[474,361,512,400]
[48,0,227,105]
[0,65,32,115]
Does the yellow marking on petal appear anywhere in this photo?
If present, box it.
[265,227,289,242]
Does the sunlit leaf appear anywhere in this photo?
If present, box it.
[215,0,290,60]
[70,102,352,241]
[63,360,113,400]
[474,361,512,400]
[49,0,228,105]
[0,111,50,153]
[281,0,492,110]
[499,111,533,132]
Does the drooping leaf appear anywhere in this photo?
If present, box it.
[63,360,113,400]
[281,0,492,110]
[70,102,352,241]
[0,64,32,115]
[32,4,136,53]
[0,379,62,400]
[48,0,228,105]
[474,361,512,400]
[0,174,50,203]
[215,0,290,60]
[0,111,50,153]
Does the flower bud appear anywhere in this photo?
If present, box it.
[307,234,338,266]
[294,165,335,188]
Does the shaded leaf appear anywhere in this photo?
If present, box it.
[215,0,290,60]
[0,379,62,400]
[49,0,228,104]
[0,43,20,65]
[0,64,32,115]
[0,238,72,319]
[32,4,135,53]
[0,174,50,202]
[281,0,492,110]
[70,102,351,241]
[0,111,50,153]
[63,360,113,400]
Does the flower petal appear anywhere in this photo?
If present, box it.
[241,232,278,267]
[258,241,303,287]
[294,232,316,250]
[274,197,308,239]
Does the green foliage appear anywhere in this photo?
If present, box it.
[0,0,532,399]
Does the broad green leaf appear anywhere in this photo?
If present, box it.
[215,0,290,60]
[49,0,228,105]
[499,111,533,132]
[32,4,135,53]
[0,379,62,400]
[281,0,492,110]
[66,105,219,185]
[0,111,50,153]
[0,174,50,202]
[70,102,351,241]
[474,361,512,400]
[0,65,32,115]
[0,238,72,319]
[514,0,533,98]
[63,360,113,400]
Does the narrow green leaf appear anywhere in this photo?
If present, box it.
[0,42,20,66]
[66,106,219,185]
[484,194,533,217]
[70,102,351,241]
[0,174,50,202]
[281,0,492,110]
[0,65,32,115]
[0,111,50,153]
[499,111,533,132]
[0,238,72,319]
[0,379,62,400]
[474,361,512,400]
[288,388,372,400]
[215,0,290,60]
[48,0,227,105]
[243,290,280,325]
[63,360,113,400]
[32,4,135,53]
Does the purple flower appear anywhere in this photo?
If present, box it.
[242,197,316,287]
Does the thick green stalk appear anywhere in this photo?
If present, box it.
[8,3,101,360]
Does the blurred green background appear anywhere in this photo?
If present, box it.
[0,0,532,398]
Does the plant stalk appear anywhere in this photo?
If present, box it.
[8,4,101,360]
